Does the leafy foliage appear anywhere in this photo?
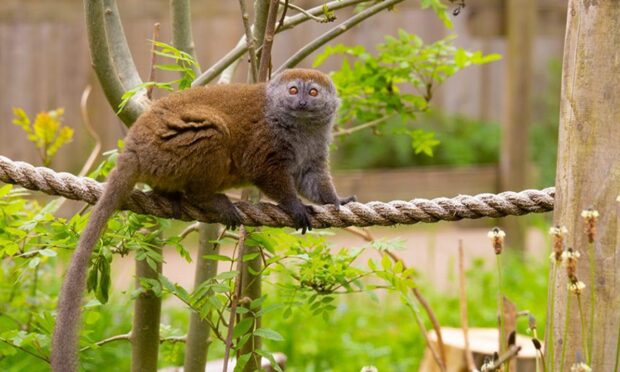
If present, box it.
[11,108,74,166]
[333,110,501,169]
[117,41,200,113]
[314,30,500,157]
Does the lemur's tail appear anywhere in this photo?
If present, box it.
[51,152,139,372]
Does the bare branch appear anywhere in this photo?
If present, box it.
[280,0,324,23]
[84,0,148,125]
[275,0,290,32]
[170,0,200,74]
[218,40,243,84]
[458,240,477,371]
[385,250,447,371]
[102,0,144,89]
[77,86,102,177]
[222,228,248,372]
[238,0,259,81]
[482,346,522,371]
[276,0,371,32]
[252,0,272,54]
[80,333,131,352]
[333,116,391,137]
[192,0,373,86]
[275,0,406,73]
[146,23,161,99]
[257,0,280,81]
[179,222,200,241]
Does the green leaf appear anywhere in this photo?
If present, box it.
[233,353,251,372]
[203,254,233,262]
[233,318,254,338]
[28,257,40,269]
[242,252,260,262]
[155,63,187,72]
[381,254,392,271]
[38,248,57,257]
[253,328,284,341]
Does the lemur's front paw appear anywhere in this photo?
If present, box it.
[331,195,357,210]
[339,195,357,205]
[282,201,313,234]
[221,207,242,230]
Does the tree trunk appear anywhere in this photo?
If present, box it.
[131,248,162,372]
[548,1,620,370]
[183,224,220,372]
[500,0,536,252]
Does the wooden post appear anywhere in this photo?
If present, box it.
[500,0,536,252]
[547,1,620,370]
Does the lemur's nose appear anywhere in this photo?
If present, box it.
[299,100,307,108]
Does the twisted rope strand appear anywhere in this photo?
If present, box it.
[0,156,554,228]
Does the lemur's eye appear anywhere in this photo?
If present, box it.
[309,88,319,97]
[289,86,298,95]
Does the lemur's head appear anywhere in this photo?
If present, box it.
[266,69,339,120]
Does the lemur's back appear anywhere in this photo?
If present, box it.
[122,83,268,193]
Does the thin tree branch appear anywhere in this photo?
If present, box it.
[192,47,247,87]
[146,23,161,99]
[345,226,446,370]
[0,337,49,363]
[275,0,406,73]
[483,346,522,371]
[459,240,477,371]
[77,86,101,177]
[258,0,280,81]
[80,333,131,352]
[192,0,373,86]
[344,226,374,242]
[252,0,272,58]
[275,0,290,32]
[276,0,370,33]
[161,335,187,344]
[383,251,446,371]
[333,116,391,137]
[238,0,259,81]
[179,222,200,241]
[170,0,200,74]
[102,0,144,89]
[80,333,186,352]
[280,0,324,23]
[222,228,248,372]
[84,0,148,125]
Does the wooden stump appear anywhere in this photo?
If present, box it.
[419,327,537,371]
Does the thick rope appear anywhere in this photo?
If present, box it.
[0,155,554,228]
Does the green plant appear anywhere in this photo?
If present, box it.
[117,40,200,113]
[11,108,74,166]
[333,110,501,169]
[315,30,500,158]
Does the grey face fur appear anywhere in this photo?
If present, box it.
[265,73,339,125]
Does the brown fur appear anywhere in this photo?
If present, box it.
[51,69,354,371]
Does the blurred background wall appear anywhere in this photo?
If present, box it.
[0,0,566,194]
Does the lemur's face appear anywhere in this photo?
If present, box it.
[267,69,339,120]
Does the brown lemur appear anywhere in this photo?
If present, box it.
[51,68,356,371]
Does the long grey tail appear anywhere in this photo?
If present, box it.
[51,153,138,372]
